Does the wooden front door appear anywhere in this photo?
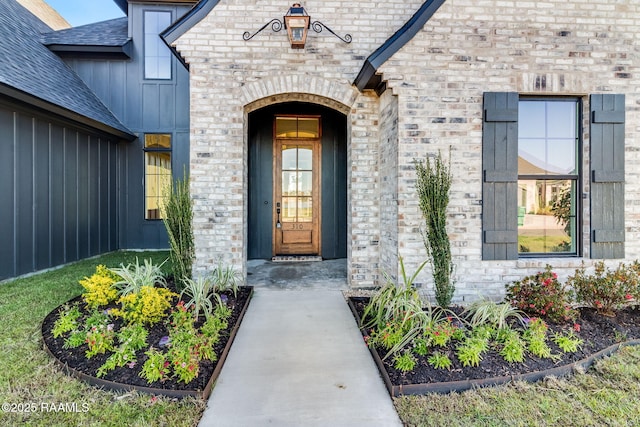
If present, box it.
[273,137,321,255]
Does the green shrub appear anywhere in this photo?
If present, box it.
[111,258,167,296]
[464,299,525,330]
[393,352,417,372]
[112,286,177,325]
[567,261,639,316]
[428,352,452,370]
[79,265,120,309]
[415,150,455,308]
[505,265,576,322]
[52,304,82,338]
[162,173,194,290]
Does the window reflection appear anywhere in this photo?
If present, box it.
[517,180,576,253]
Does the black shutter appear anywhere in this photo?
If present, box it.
[482,92,519,260]
[590,94,625,259]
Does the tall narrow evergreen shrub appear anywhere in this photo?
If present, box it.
[415,150,454,308]
[162,173,194,290]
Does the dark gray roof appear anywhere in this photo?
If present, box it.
[354,0,446,92]
[0,1,133,138]
[42,17,130,47]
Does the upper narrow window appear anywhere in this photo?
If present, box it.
[144,134,172,219]
[517,99,580,255]
[144,11,172,80]
[275,116,320,138]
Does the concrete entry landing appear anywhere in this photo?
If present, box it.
[247,258,348,290]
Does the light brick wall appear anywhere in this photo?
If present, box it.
[378,0,640,302]
[174,0,640,298]
[379,89,399,281]
[174,1,426,284]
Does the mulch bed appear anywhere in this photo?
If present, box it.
[348,297,640,391]
[41,285,253,396]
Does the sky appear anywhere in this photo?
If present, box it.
[44,0,125,27]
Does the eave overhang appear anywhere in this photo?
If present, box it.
[161,0,221,70]
[46,40,133,59]
[0,83,136,141]
[354,0,446,93]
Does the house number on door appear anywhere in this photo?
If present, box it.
[290,224,304,230]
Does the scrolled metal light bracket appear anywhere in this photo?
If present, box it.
[242,4,352,47]
[242,18,284,41]
[311,20,352,44]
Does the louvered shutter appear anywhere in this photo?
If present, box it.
[590,94,625,259]
[482,92,518,260]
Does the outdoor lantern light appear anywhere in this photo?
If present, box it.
[284,4,310,48]
[242,3,351,48]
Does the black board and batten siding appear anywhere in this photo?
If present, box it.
[0,102,119,280]
[64,3,192,249]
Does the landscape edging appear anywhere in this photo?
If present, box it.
[42,286,254,399]
[346,296,640,397]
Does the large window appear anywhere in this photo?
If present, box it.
[144,11,172,80]
[482,92,625,261]
[517,99,580,255]
[144,134,172,219]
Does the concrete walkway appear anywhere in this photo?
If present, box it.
[198,260,402,427]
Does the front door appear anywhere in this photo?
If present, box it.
[273,116,321,255]
[274,140,320,255]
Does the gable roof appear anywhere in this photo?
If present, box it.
[0,1,134,139]
[353,0,445,92]
[42,17,132,58]
[162,0,445,93]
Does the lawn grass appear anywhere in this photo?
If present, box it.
[0,251,204,427]
[394,344,640,427]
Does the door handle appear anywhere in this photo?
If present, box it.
[276,203,281,229]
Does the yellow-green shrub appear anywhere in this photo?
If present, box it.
[112,286,177,325]
[80,265,120,309]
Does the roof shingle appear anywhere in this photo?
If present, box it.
[0,1,133,137]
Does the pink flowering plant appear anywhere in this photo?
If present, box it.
[567,261,640,316]
[505,265,576,323]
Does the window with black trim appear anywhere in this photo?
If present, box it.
[144,11,171,80]
[481,92,625,261]
[517,98,580,255]
[144,134,172,219]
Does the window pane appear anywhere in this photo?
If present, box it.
[281,197,296,221]
[145,151,172,220]
[144,11,172,80]
[276,118,297,138]
[145,134,171,149]
[547,102,576,139]
[298,171,312,195]
[298,118,319,138]
[298,147,312,170]
[519,101,546,138]
[282,171,298,196]
[282,147,297,170]
[518,179,576,254]
[298,197,312,222]
[518,99,578,176]
[547,139,577,174]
